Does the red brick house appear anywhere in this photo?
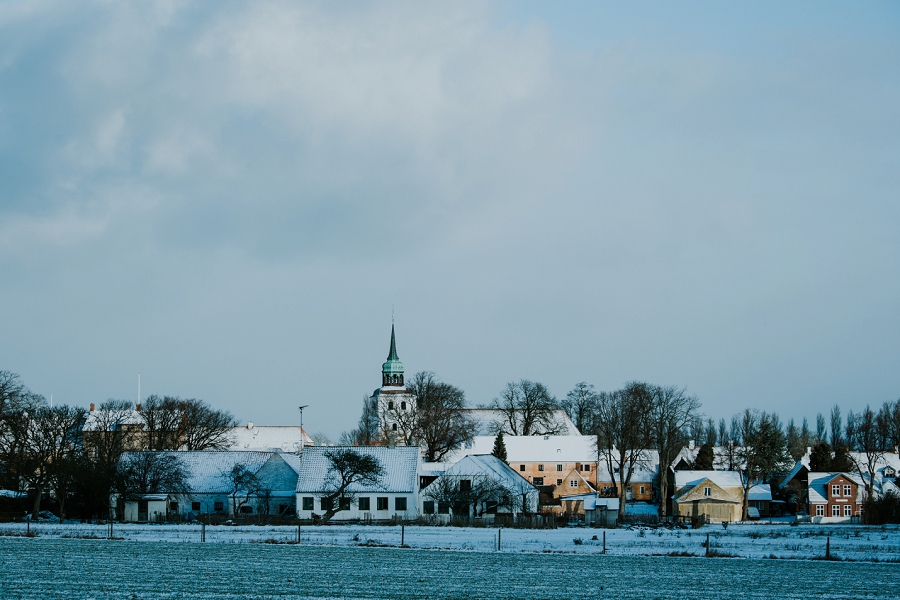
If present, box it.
[807,472,864,522]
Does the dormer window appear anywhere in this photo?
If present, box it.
[886,467,896,479]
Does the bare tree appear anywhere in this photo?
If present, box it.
[845,405,889,499]
[649,385,700,517]
[180,399,237,451]
[114,452,190,502]
[594,382,654,519]
[735,410,791,520]
[41,405,87,522]
[139,395,183,450]
[830,404,843,449]
[490,380,562,436]
[225,463,261,517]
[318,448,384,523]
[340,396,379,446]
[560,382,599,435]
[405,372,474,462]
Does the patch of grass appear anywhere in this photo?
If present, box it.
[706,550,738,558]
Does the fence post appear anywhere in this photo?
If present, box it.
[201,522,206,543]
[603,531,606,554]
[401,524,405,546]
[497,528,501,552]
[298,524,301,544]
[705,533,710,557]
[826,536,830,559]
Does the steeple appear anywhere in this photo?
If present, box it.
[381,323,404,387]
[387,324,399,361]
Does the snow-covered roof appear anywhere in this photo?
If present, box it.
[120,451,299,494]
[807,472,865,504]
[451,435,596,463]
[674,470,743,490]
[439,455,536,491]
[460,409,579,436]
[226,425,313,452]
[671,445,746,471]
[779,460,809,490]
[295,446,419,494]
[748,484,772,502]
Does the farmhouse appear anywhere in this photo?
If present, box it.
[295,446,420,522]
[673,470,744,523]
[807,472,864,522]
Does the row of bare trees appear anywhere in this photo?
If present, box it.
[0,371,236,520]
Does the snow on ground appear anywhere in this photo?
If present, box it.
[2,521,899,561]
[1,536,898,599]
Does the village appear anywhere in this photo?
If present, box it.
[2,327,898,537]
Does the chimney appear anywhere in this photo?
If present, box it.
[688,440,695,450]
[90,403,95,411]
[247,421,254,429]
[136,403,141,411]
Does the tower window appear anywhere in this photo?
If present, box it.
[401,402,406,410]
[388,401,394,410]
[392,423,397,431]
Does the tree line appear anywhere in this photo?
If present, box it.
[0,371,236,520]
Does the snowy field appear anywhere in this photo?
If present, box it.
[1,521,899,561]
[1,534,898,599]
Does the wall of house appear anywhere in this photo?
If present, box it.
[676,499,740,523]
[511,461,597,488]
[295,492,417,522]
[808,475,862,523]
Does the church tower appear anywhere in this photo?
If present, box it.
[381,324,404,387]
[371,323,415,443]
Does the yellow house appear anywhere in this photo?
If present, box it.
[553,469,596,500]
[673,471,744,523]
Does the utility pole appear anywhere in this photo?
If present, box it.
[298,405,309,451]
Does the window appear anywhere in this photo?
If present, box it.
[538,464,544,472]
[401,401,406,410]
[395,497,407,511]
[815,504,824,516]
[358,497,370,511]
[460,479,472,492]
[423,501,435,515]
[438,501,450,514]
[302,497,314,511]
[388,401,394,410]
[191,502,201,512]
[169,502,179,512]
[239,505,253,514]
[832,505,840,517]
[703,487,711,497]
[556,479,563,486]
[278,504,291,515]
[640,486,646,495]
[377,497,388,511]
[321,498,332,511]
[213,501,224,512]
[339,497,351,511]
[843,485,852,497]
[569,480,578,488]
[844,505,852,517]
[533,477,544,486]
[392,423,397,431]
[519,465,525,472]
[831,484,840,497]
[582,464,591,472]
[557,464,563,471]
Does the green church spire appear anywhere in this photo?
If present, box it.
[382,323,404,387]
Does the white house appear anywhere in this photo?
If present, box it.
[114,450,300,522]
[295,446,420,522]
[420,454,539,519]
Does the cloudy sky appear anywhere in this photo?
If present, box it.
[1,1,898,440]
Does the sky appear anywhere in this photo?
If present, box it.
[1,1,898,441]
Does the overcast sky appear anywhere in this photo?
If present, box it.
[1,1,898,440]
